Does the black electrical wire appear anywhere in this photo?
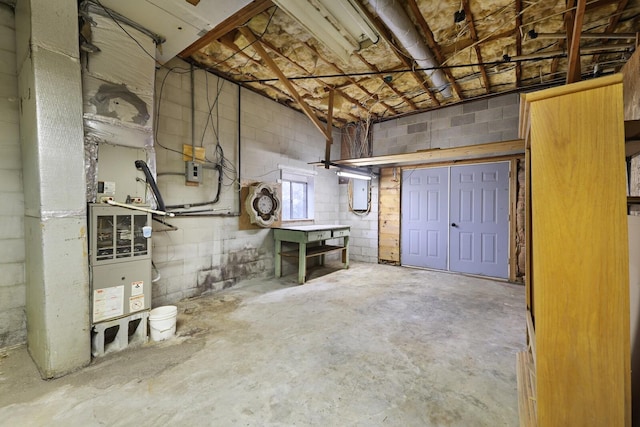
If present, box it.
[239,49,634,84]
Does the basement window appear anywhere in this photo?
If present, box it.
[280,167,315,221]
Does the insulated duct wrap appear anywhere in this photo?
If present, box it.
[368,0,452,98]
[80,2,158,204]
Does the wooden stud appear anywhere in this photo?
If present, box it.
[238,27,330,139]
[303,43,399,116]
[515,0,523,88]
[566,0,587,83]
[510,159,518,282]
[327,140,525,167]
[591,0,630,64]
[461,0,491,92]
[325,90,334,169]
[354,53,418,111]
[406,0,464,99]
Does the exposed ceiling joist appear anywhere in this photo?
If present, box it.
[516,0,523,88]
[461,0,491,92]
[238,26,330,138]
[406,0,463,99]
[354,53,419,111]
[303,43,400,116]
[566,0,587,83]
[180,0,639,128]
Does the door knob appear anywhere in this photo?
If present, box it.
[451,223,458,227]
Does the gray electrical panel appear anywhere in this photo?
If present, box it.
[88,204,152,325]
[352,179,369,211]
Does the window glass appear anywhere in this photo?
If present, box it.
[280,169,314,221]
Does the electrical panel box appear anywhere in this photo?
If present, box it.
[352,179,369,211]
[88,204,152,325]
[186,161,201,183]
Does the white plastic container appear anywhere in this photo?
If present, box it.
[149,305,177,341]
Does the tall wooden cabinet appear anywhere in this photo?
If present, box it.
[517,74,631,426]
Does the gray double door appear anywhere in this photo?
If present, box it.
[401,162,509,279]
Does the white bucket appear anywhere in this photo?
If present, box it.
[149,305,177,342]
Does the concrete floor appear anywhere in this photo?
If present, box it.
[0,262,525,426]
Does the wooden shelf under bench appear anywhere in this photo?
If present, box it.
[274,225,350,284]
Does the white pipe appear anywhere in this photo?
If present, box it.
[368,0,452,98]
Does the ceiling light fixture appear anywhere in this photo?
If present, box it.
[271,0,379,63]
[336,170,372,180]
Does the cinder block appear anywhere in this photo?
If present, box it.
[462,122,488,136]
[408,122,428,134]
[489,118,518,133]
[398,114,420,126]
[462,99,488,113]
[475,107,503,123]
[503,106,520,119]
[0,262,24,287]
[379,118,397,129]
[489,93,519,109]
[435,104,463,119]
[0,169,21,192]
[430,117,450,131]
[91,311,148,357]
[0,146,22,169]
[451,113,475,127]
[0,124,19,147]
[502,129,519,140]
[0,215,22,239]
[0,238,23,263]
[0,306,26,348]
[0,283,25,310]
[0,191,23,215]
[387,125,408,138]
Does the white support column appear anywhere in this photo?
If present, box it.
[15,0,90,378]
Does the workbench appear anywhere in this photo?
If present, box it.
[274,225,350,284]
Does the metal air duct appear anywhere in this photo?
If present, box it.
[368,0,452,98]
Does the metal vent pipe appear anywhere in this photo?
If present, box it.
[368,0,452,98]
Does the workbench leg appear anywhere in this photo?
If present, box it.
[298,243,306,284]
[343,236,350,269]
[275,239,282,277]
[319,240,325,266]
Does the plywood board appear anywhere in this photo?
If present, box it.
[378,167,400,264]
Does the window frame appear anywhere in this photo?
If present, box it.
[279,166,315,222]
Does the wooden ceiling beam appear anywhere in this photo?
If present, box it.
[440,28,517,56]
[515,0,523,88]
[566,0,587,83]
[461,0,491,93]
[592,0,630,64]
[551,0,577,78]
[254,37,375,119]
[353,53,419,112]
[406,0,464,100]
[238,27,329,138]
[302,43,399,117]
[179,0,274,58]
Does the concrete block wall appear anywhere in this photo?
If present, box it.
[338,178,379,263]
[372,94,520,155]
[152,58,340,306]
[0,3,26,348]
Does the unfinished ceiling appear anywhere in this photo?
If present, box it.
[180,0,639,128]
